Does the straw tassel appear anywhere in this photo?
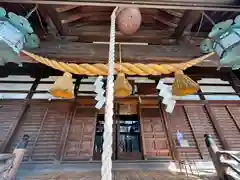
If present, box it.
[172,70,200,96]
[114,44,132,98]
[49,72,74,99]
[114,72,132,98]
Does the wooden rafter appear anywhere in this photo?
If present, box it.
[39,4,66,35]
[57,8,182,27]
[172,10,202,39]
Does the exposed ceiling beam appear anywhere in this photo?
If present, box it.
[63,26,177,45]
[39,4,66,35]
[172,10,202,40]
[22,41,218,67]
[2,0,240,12]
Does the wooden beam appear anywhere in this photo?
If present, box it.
[172,10,202,39]
[39,4,65,35]
[4,0,240,12]
[23,41,218,67]
[64,26,176,45]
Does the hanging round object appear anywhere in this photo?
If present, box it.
[116,8,142,35]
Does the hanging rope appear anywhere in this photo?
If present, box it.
[21,50,215,76]
[101,7,118,180]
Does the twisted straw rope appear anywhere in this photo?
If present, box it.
[21,50,215,76]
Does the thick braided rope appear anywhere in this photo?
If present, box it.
[21,50,215,76]
[101,7,118,180]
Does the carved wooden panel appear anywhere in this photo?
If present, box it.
[0,101,24,151]
[140,107,170,159]
[63,107,96,161]
[209,105,240,150]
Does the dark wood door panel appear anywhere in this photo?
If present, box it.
[62,107,96,161]
[140,107,171,159]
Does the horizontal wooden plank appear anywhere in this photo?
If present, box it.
[5,0,239,12]
[23,41,218,67]
[25,170,205,180]
[65,26,177,44]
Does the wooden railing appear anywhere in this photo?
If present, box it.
[205,134,240,180]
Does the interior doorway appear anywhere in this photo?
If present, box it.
[93,114,142,160]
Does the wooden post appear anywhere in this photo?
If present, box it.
[39,5,65,36]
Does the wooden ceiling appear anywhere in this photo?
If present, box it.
[0,2,239,72]
[50,6,188,44]
[0,2,239,45]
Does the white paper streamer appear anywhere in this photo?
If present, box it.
[166,100,176,113]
